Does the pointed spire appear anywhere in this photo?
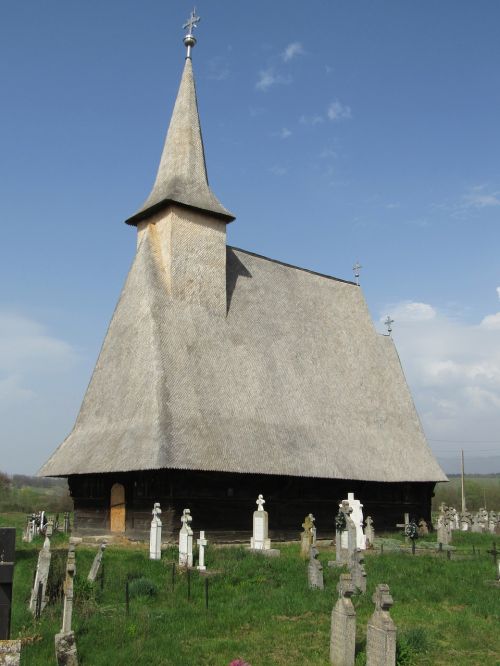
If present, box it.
[126,26,234,226]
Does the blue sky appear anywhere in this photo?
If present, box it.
[1,1,499,474]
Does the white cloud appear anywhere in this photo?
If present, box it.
[327,100,352,121]
[382,301,436,323]
[280,127,292,139]
[207,56,230,81]
[268,165,287,176]
[379,299,500,460]
[282,42,304,62]
[299,114,324,125]
[496,286,500,301]
[255,69,291,91]
[480,312,500,330]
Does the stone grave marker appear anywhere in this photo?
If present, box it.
[29,520,53,615]
[300,514,314,559]
[417,519,428,537]
[87,544,106,583]
[478,508,489,532]
[488,511,498,535]
[436,506,450,546]
[197,531,208,571]
[364,516,375,548]
[55,538,80,666]
[307,545,324,590]
[63,513,70,534]
[0,529,16,641]
[349,548,367,594]
[460,510,472,532]
[334,507,348,565]
[330,573,356,666]
[250,494,276,554]
[0,639,21,665]
[366,584,396,666]
[179,509,194,567]
[149,502,162,560]
[340,493,366,550]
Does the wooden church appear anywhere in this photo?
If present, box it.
[39,17,446,539]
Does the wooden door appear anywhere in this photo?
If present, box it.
[110,483,126,533]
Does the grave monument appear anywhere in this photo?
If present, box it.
[330,573,356,666]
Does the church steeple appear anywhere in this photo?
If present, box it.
[125,11,234,226]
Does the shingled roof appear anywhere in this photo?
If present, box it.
[39,233,446,483]
[125,57,234,226]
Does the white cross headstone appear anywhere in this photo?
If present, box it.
[179,508,193,567]
[250,494,271,550]
[197,531,208,571]
[149,502,162,560]
[340,493,366,550]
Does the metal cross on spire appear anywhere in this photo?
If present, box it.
[352,261,362,286]
[384,315,395,336]
[183,8,201,59]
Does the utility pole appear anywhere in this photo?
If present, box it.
[460,449,466,514]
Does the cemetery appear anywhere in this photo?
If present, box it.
[1,495,499,665]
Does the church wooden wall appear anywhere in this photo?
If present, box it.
[68,470,436,541]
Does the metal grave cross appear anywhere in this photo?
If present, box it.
[0,528,16,640]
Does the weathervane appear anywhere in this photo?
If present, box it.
[352,261,362,286]
[384,315,394,336]
[183,8,201,59]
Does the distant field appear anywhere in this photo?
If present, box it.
[433,475,500,512]
[1,512,499,665]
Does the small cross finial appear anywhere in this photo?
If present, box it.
[353,261,362,286]
[384,315,394,336]
[183,8,201,59]
[256,494,265,511]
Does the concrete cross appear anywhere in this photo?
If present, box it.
[372,583,393,612]
[181,508,193,534]
[256,494,265,511]
[337,572,355,599]
[152,502,162,518]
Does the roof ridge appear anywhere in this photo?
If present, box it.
[229,245,357,286]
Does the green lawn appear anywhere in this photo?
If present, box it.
[1,512,499,666]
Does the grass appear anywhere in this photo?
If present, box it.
[1,512,499,666]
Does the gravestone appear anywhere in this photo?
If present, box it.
[197,531,208,571]
[0,640,21,666]
[471,512,482,533]
[460,511,472,532]
[149,503,162,560]
[307,546,324,590]
[366,584,396,666]
[364,516,375,548]
[179,509,193,567]
[417,519,428,537]
[349,548,367,594]
[300,514,314,559]
[488,511,498,535]
[87,544,106,583]
[55,539,80,666]
[330,573,356,666]
[478,508,489,532]
[63,513,70,534]
[29,520,53,614]
[436,505,450,546]
[340,493,366,550]
[0,529,16,641]
[448,507,459,531]
[250,495,271,551]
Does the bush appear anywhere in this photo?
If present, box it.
[128,577,158,599]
